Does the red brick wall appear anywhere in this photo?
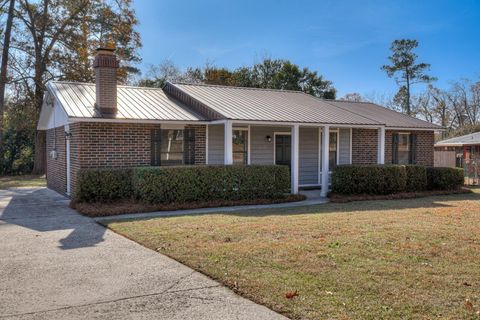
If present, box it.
[385,130,434,166]
[68,122,207,196]
[351,129,435,166]
[46,126,67,195]
[185,124,207,165]
[352,128,378,164]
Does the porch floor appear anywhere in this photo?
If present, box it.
[299,188,324,200]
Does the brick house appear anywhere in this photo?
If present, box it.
[37,48,442,198]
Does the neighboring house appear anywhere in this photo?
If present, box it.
[435,132,480,184]
[38,48,442,198]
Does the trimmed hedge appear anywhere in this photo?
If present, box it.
[405,165,428,191]
[133,165,290,204]
[426,167,464,190]
[332,164,464,195]
[331,165,406,195]
[74,165,290,204]
[75,168,133,202]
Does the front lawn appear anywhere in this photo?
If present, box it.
[104,189,480,319]
[0,175,46,189]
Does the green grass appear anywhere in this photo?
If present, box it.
[0,175,46,189]
[104,189,480,320]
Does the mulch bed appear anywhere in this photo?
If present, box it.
[328,188,472,203]
[71,194,306,217]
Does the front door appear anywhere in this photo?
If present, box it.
[275,134,291,168]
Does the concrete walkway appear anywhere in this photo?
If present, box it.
[96,190,328,222]
[0,188,287,320]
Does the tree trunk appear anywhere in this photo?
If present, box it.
[406,72,411,115]
[32,130,46,174]
[31,62,46,174]
[0,0,16,162]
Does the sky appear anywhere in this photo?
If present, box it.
[133,0,480,98]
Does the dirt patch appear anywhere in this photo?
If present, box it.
[328,188,472,203]
[72,194,306,217]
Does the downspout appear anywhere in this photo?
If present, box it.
[65,124,71,196]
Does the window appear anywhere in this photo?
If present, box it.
[393,133,416,164]
[329,131,338,169]
[233,129,248,165]
[160,129,184,166]
[151,128,196,166]
[397,133,410,164]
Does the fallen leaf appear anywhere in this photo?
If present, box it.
[286,290,299,299]
[465,299,474,311]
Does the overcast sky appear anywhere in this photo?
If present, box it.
[133,0,480,97]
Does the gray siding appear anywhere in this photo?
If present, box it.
[207,124,224,164]
[299,127,319,185]
[250,126,288,164]
[338,128,351,165]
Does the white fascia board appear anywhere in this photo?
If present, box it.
[68,117,208,125]
[386,126,442,132]
[211,119,385,128]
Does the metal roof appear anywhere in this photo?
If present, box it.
[435,131,480,146]
[172,83,382,125]
[48,81,205,121]
[328,100,442,129]
[172,83,441,129]
[47,81,442,129]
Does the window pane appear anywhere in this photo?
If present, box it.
[233,152,247,164]
[160,129,184,166]
[160,152,183,166]
[233,130,248,165]
[329,132,337,169]
[397,133,410,164]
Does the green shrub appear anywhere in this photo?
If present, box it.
[426,167,464,190]
[75,168,133,202]
[331,165,406,195]
[75,165,290,204]
[132,165,290,204]
[405,165,428,191]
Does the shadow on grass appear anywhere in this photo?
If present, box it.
[101,189,480,224]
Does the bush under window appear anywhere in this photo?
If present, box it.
[332,165,463,195]
[74,165,290,204]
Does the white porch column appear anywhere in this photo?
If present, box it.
[377,126,386,164]
[291,124,300,194]
[224,120,233,165]
[321,125,330,197]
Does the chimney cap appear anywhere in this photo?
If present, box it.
[96,47,115,55]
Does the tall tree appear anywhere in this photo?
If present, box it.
[382,39,436,115]
[0,0,16,162]
[138,58,336,98]
[11,0,141,173]
[341,93,364,102]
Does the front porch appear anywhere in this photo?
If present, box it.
[206,121,386,196]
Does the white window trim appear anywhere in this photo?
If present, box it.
[233,126,250,165]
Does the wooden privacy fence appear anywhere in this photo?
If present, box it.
[434,150,456,168]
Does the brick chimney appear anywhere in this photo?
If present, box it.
[93,47,119,116]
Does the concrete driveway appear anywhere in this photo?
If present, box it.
[0,188,286,320]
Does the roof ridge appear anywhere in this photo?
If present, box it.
[317,98,384,125]
[172,81,305,94]
[50,80,166,91]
